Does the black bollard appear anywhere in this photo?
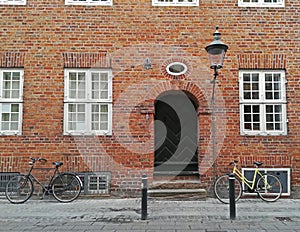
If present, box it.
[229,173,236,220]
[141,174,148,220]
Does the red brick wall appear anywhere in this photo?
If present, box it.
[0,0,299,196]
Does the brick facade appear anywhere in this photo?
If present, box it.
[0,0,299,196]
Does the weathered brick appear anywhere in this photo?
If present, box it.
[0,0,299,196]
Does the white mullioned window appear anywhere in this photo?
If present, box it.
[65,0,113,6]
[152,0,199,6]
[64,69,113,135]
[238,0,284,7]
[0,0,26,5]
[0,69,24,135]
[239,70,287,136]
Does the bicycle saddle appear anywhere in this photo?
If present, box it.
[53,162,63,167]
[254,161,263,167]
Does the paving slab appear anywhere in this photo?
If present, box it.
[0,196,299,231]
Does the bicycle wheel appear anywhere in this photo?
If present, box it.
[214,175,242,204]
[256,174,282,202]
[52,173,81,203]
[5,174,33,204]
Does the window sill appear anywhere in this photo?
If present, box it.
[64,131,112,136]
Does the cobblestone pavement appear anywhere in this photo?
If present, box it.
[0,196,299,231]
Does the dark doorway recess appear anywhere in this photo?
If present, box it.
[154,90,199,176]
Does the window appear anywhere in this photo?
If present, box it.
[0,0,26,5]
[239,70,287,135]
[65,0,113,6]
[238,0,284,7]
[64,69,113,135]
[0,69,23,135]
[166,62,188,76]
[152,0,199,6]
[77,172,111,195]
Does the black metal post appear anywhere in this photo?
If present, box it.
[141,174,148,220]
[229,173,236,220]
[211,66,218,180]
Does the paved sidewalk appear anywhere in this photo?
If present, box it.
[0,196,299,231]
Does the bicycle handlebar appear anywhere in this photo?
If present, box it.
[29,157,47,165]
[229,160,238,166]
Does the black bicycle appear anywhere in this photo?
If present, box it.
[5,157,82,204]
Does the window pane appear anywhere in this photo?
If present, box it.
[11,122,18,130]
[0,103,20,131]
[265,105,282,131]
[91,104,109,131]
[100,122,108,130]
[243,74,250,82]
[67,103,86,131]
[266,105,273,113]
[244,105,251,113]
[253,105,260,113]
[253,114,260,122]
[253,123,260,130]
[243,105,260,131]
[2,71,21,99]
[92,72,100,99]
[275,105,281,112]
[252,83,259,90]
[68,72,86,99]
[242,73,259,100]
[266,114,273,122]
[92,72,109,100]
[265,73,282,100]
[243,83,250,91]
[11,104,19,112]
[100,105,108,112]
[12,72,20,80]
[275,123,282,130]
[266,123,274,130]
[252,92,259,99]
[2,113,9,121]
[244,114,251,122]
[1,122,9,130]
[252,74,259,81]
[100,114,108,121]
[244,92,250,99]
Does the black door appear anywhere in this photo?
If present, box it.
[154,91,198,176]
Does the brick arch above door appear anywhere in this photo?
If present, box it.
[147,80,210,115]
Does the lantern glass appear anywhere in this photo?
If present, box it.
[206,45,227,69]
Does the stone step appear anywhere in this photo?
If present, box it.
[148,188,207,199]
[151,180,202,190]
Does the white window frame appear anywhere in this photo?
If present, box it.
[64,69,113,136]
[239,70,287,136]
[0,69,24,135]
[65,0,113,6]
[238,0,284,7]
[0,0,26,5]
[152,0,199,6]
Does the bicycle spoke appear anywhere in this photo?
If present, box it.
[52,173,81,203]
[214,175,242,204]
[5,174,33,204]
[256,174,282,202]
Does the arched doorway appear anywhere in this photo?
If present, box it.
[154,90,199,176]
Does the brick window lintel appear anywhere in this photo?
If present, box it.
[63,52,111,68]
[0,52,25,68]
[237,54,286,70]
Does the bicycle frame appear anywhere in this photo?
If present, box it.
[232,165,264,190]
[25,163,60,193]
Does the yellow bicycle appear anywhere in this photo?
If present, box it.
[214,160,282,204]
